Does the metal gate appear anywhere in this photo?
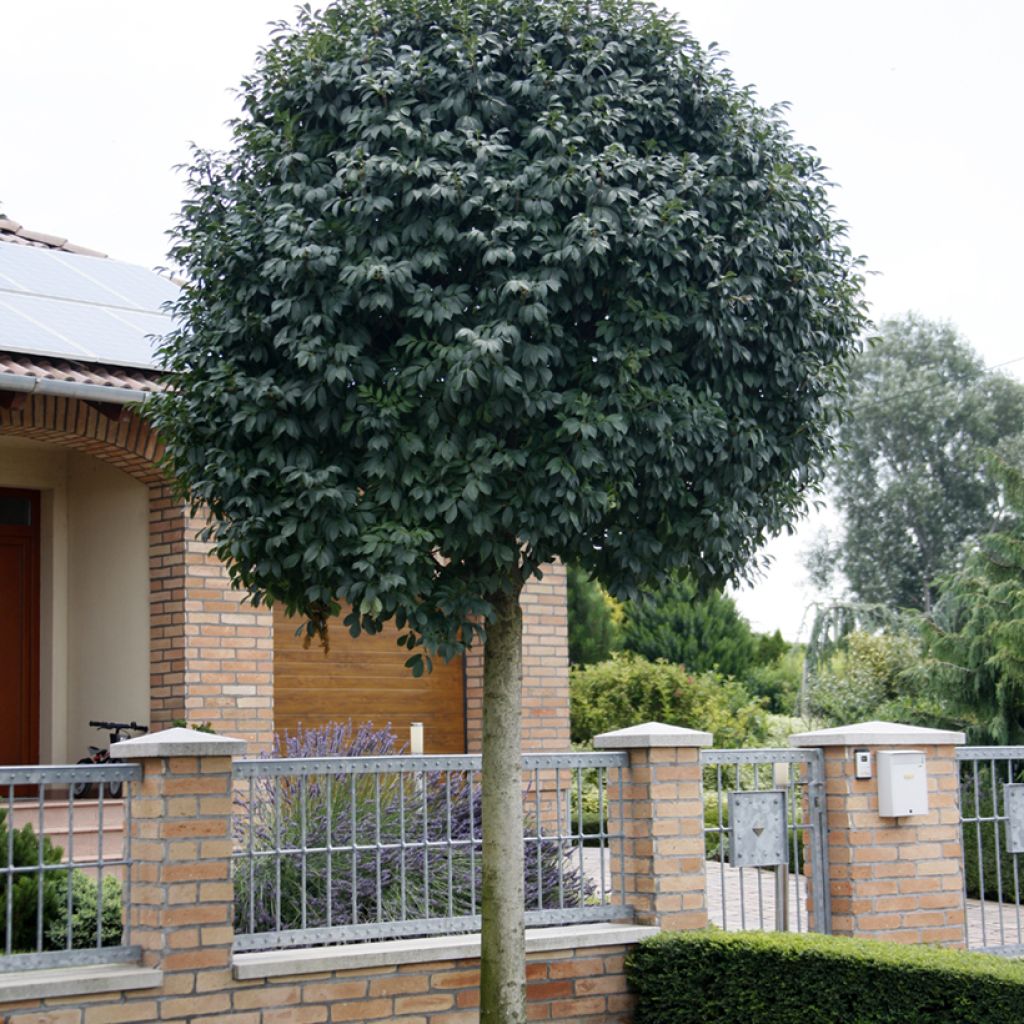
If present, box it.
[700,747,830,934]
[956,746,1024,954]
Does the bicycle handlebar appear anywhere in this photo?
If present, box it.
[88,720,149,733]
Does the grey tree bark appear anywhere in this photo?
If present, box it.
[479,583,526,1024]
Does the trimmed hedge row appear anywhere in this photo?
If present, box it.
[626,929,1024,1024]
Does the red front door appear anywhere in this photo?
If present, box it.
[0,488,40,765]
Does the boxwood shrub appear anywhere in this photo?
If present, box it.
[626,929,1024,1024]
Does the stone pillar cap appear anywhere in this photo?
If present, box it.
[789,720,965,748]
[593,722,713,749]
[111,726,247,759]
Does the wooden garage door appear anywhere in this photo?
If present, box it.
[273,606,466,754]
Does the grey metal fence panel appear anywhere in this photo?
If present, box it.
[232,751,631,952]
[0,763,141,972]
[956,746,1024,955]
[700,747,830,935]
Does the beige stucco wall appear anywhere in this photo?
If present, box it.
[0,437,148,762]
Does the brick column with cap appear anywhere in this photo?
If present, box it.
[111,725,247,1010]
[790,720,967,946]
[594,722,711,931]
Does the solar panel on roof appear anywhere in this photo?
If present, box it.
[0,244,178,370]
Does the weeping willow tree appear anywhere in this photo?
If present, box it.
[800,601,910,717]
[924,459,1024,744]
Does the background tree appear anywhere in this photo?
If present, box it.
[566,564,622,666]
[570,653,768,749]
[924,459,1024,744]
[807,314,1024,611]
[621,573,756,677]
[804,629,947,728]
[149,1,866,1019]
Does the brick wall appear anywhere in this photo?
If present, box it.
[465,562,570,755]
[1,945,636,1023]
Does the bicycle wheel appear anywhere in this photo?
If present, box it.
[70,758,94,800]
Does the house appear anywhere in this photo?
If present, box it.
[0,218,569,766]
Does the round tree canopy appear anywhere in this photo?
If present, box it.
[151,0,866,664]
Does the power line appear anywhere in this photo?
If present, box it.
[843,352,1024,416]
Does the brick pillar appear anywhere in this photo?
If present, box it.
[149,495,275,751]
[465,561,570,755]
[112,727,246,1005]
[791,720,967,947]
[594,722,710,931]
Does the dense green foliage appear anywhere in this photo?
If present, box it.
[149,0,866,659]
[566,564,621,666]
[621,573,756,676]
[808,315,1024,613]
[743,642,802,714]
[925,460,1024,744]
[569,652,767,746]
[626,929,1024,1024]
[45,873,123,950]
[805,629,948,728]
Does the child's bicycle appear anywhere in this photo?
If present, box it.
[71,721,148,799]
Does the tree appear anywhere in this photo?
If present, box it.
[808,314,1024,612]
[924,459,1024,744]
[148,2,865,1019]
[569,653,768,748]
[566,564,621,666]
[621,573,756,677]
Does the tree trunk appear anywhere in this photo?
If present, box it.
[480,583,526,1024]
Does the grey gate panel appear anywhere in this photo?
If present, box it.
[701,747,830,934]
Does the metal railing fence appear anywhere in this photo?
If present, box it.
[232,751,629,951]
[0,763,140,972]
[956,746,1024,955]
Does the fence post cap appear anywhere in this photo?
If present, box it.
[593,722,713,749]
[789,720,966,747]
[110,726,248,759]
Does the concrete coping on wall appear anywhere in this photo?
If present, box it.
[0,963,162,1002]
[110,726,248,759]
[789,720,966,748]
[233,923,661,980]
[593,721,713,749]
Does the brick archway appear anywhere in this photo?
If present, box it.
[0,394,275,750]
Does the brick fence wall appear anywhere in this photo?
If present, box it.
[0,727,668,1024]
[0,720,983,1022]
[1,943,637,1024]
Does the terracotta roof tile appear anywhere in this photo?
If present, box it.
[0,351,163,393]
[0,216,107,258]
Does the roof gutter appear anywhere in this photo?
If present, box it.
[0,372,155,405]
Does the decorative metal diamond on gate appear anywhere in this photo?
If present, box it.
[729,789,788,868]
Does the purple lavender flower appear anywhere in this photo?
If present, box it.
[234,721,594,939]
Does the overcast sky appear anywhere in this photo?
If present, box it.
[3,1,1021,640]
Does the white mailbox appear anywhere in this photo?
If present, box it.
[876,750,928,817]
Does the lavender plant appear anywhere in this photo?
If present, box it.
[234,722,592,937]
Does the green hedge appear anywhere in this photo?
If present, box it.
[626,929,1024,1024]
